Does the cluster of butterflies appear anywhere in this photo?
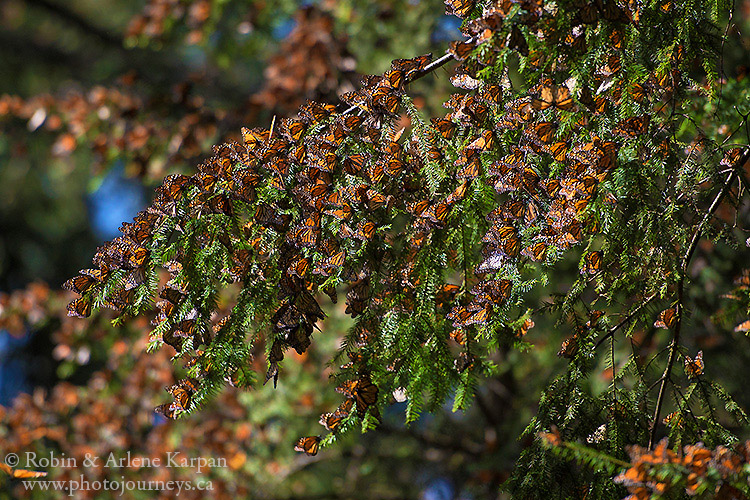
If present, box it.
[63,0,696,458]
[63,207,162,318]
[295,367,380,456]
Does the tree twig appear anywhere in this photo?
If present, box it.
[595,294,657,349]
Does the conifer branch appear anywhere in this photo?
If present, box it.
[649,146,749,449]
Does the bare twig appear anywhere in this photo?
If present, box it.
[342,37,475,115]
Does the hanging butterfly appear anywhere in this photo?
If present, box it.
[343,153,367,175]
[581,251,603,274]
[449,40,476,61]
[155,402,179,420]
[444,0,475,18]
[300,100,336,124]
[294,436,321,456]
[532,84,575,111]
[63,273,99,294]
[654,308,678,329]
[431,118,457,139]
[613,115,650,137]
[684,351,704,379]
[522,241,549,262]
[66,296,92,318]
[392,53,433,80]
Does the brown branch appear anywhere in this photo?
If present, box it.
[648,146,749,449]
[342,37,475,115]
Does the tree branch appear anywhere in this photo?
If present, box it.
[24,0,122,48]
[648,146,749,449]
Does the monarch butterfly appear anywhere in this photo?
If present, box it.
[581,250,603,274]
[508,25,529,55]
[322,122,346,146]
[383,68,405,89]
[63,273,99,294]
[300,100,336,124]
[340,90,371,112]
[734,319,750,333]
[424,202,451,225]
[431,118,457,139]
[260,138,289,162]
[355,221,377,241]
[367,162,385,184]
[158,174,192,202]
[449,40,475,60]
[472,279,513,305]
[241,127,269,148]
[479,84,502,105]
[579,86,608,115]
[288,258,310,278]
[558,335,579,358]
[448,180,470,203]
[67,296,92,318]
[159,285,185,305]
[654,308,678,329]
[342,115,363,132]
[343,154,367,175]
[281,118,306,142]
[324,203,352,221]
[451,73,482,89]
[127,244,149,269]
[466,129,495,151]
[372,87,399,114]
[355,375,379,417]
[525,121,557,146]
[313,251,345,277]
[663,411,684,428]
[310,153,336,173]
[155,402,179,420]
[336,379,359,398]
[604,53,622,75]
[684,351,704,379]
[532,85,575,111]
[545,142,568,162]
[720,147,747,168]
[613,115,650,137]
[449,328,468,345]
[0,463,47,479]
[564,29,587,54]
[291,226,320,247]
[166,384,192,411]
[407,199,430,217]
[523,241,549,262]
[294,436,321,456]
[444,0,475,18]
[574,1,599,23]
[320,410,347,431]
[385,158,405,177]
[392,53,432,80]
